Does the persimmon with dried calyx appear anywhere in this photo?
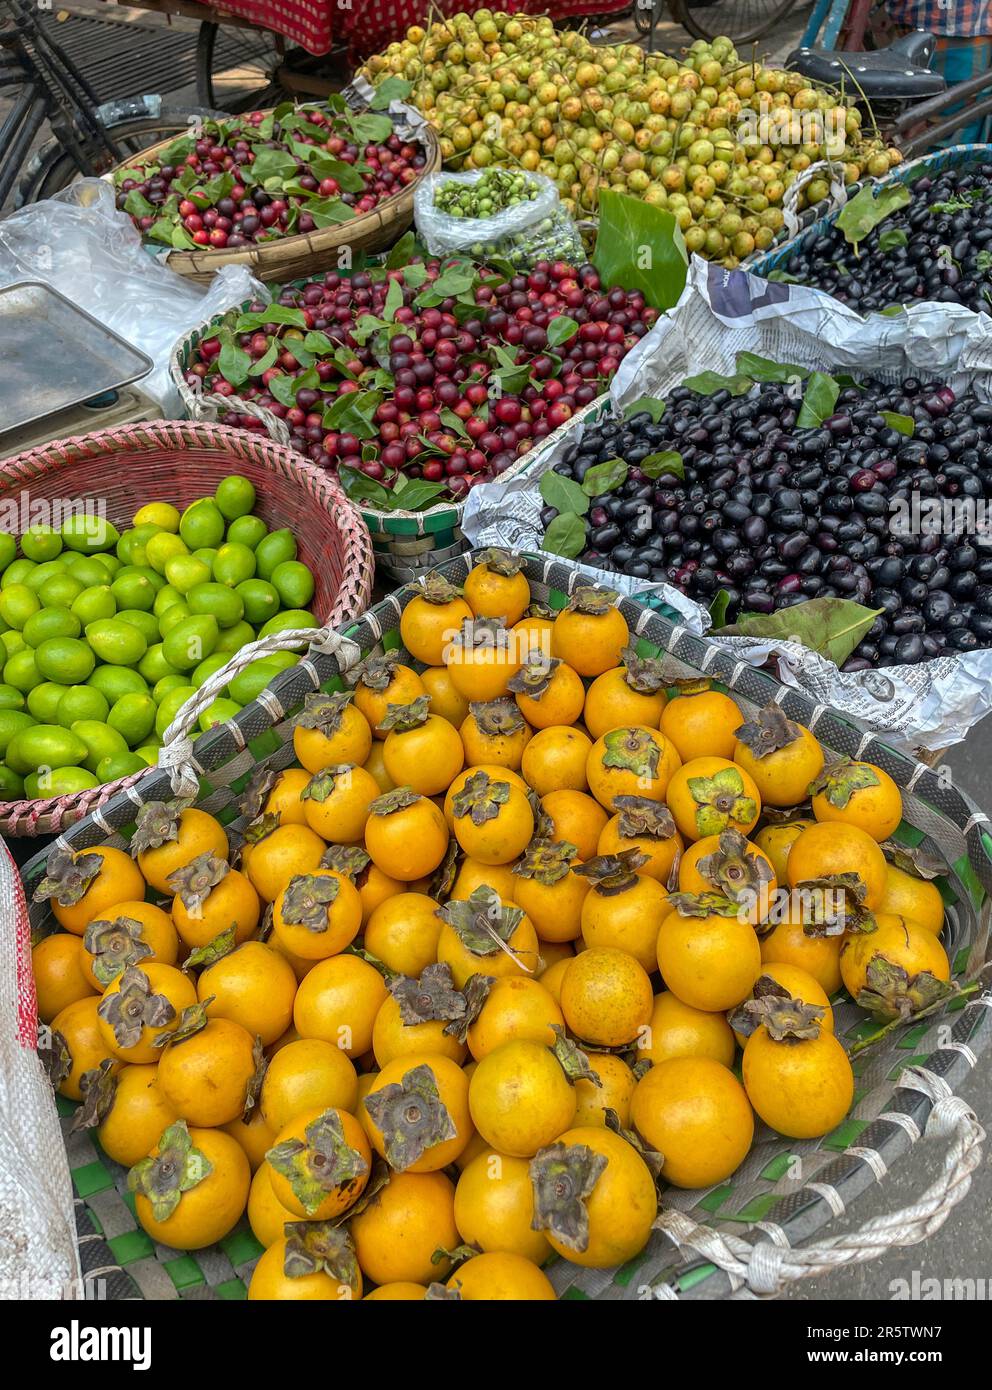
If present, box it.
[738,991,854,1139]
[839,913,951,1019]
[659,683,744,763]
[759,909,844,995]
[508,655,585,730]
[364,786,450,881]
[656,892,761,1013]
[352,651,426,738]
[259,1036,358,1133]
[362,1054,472,1172]
[445,1251,556,1301]
[469,1031,589,1157]
[636,989,736,1069]
[81,902,178,990]
[299,764,379,843]
[444,762,528,828]
[631,1055,754,1188]
[460,696,532,769]
[734,966,834,1048]
[363,890,443,976]
[82,1063,178,1168]
[510,838,589,943]
[272,868,362,962]
[157,1015,260,1127]
[223,1109,275,1172]
[45,996,120,1101]
[753,818,814,882]
[97,962,197,1064]
[32,933,97,1024]
[677,827,776,925]
[449,768,534,866]
[512,601,556,660]
[559,946,653,1048]
[169,851,261,949]
[380,695,464,797]
[129,800,228,894]
[292,691,372,774]
[436,885,540,989]
[362,742,395,794]
[787,820,888,909]
[540,788,608,861]
[464,548,531,626]
[33,844,146,936]
[320,844,401,925]
[597,796,682,884]
[531,1125,657,1269]
[573,1051,637,1128]
[810,758,903,842]
[444,616,523,702]
[466,974,564,1061]
[586,725,681,813]
[130,1121,250,1250]
[241,765,311,828]
[240,815,325,904]
[266,1105,371,1219]
[583,646,669,741]
[666,756,761,843]
[733,703,825,808]
[248,1224,362,1301]
[400,574,473,667]
[449,855,517,904]
[454,1149,551,1265]
[552,586,629,677]
[372,963,470,1068]
[576,849,671,972]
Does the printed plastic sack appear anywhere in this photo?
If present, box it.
[0,179,264,417]
[464,255,992,753]
[414,169,584,269]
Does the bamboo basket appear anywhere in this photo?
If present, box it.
[112,114,440,286]
[0,420,374,837]
[21,552,992,1300]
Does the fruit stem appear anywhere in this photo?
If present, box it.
[849,978,985,1056]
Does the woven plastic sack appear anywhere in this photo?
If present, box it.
[414,170,583,269]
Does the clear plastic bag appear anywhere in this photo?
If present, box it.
[414,170,584,269]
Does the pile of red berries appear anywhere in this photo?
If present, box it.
[115,104,425,251]
[184,257,657,503]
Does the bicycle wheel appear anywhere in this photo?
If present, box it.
[15,106,223,207]
[195,20,285,113]
[668,0,801,46]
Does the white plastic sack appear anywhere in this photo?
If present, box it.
[464,255,992,752]
[414,170,583,268]
[0,179,265,417]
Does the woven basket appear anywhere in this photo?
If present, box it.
[113,119,441,286]
[0,420,374,837]
[21,551,992,1300]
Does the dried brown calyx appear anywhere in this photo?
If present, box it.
[428,840,460,902]
[71,1059,119,1132]
[369,785,421,818]
[320,845,372,883]
[507,657,559,699]
[167,851,230,915]
[355,650,403,692]
[468,697,527,737]
[127,1120,212,1221]
[130,799,191,856]
[613,796,678,841]
[295,691,355,736]
[573,849,649,896]
[301,766,356,805]
[735,703,802,759]
[242,811,281,846]
[445,972,495,1043]
[38,1027,71,1090]
[476,547,525,577]
[33,847,104,909]
[671,677,712,696]
[523,600,555,620]
[282,1220,361,1293]
[362,1062,457,1172]
[450,769,512,826]
[389,962,473,1029]
[279,873,339,932]
[550,1026,599,1085]
[686,766,758,837]
[602,727,661,780]
[729,976,821,1041]
[513,839,578,888]
[152,998,212,1049]
[97,965,176,1050]
[667,891,743,919]
[82,916,154,987]
[810,758,881,809]
[437,885,525,960]
[880,841,945,880]
[378,695,432,734]
[603,1109,665,1180]
[243,1036,266,1120]
[266,1108,370,1216]
[448,615,512,655]
[414,573,464,605]
[182,927,238,973]
[618,645,667,695]
[790,873,876,936]
[856,956,956,1021]
[240,767,282,822]
[529,1140,609,1254]
[566,585,619,616]
[696,828,774,904]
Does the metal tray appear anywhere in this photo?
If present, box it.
[0,281,153,437]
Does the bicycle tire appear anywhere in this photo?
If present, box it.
[195,20,285,113]
[668,0,801,46]
[14,105,224,207]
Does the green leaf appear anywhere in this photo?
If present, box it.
[767,269,801,284]
[722,598,883,666]
[623,397,666,421]
[882,411,915,437]
[581,458,628,496]
[385,231,420,268]
[735,351,807,385]
[123,190,157,218]
[539,472,589,517]
[977,249,992,274]
[307,197,356,229]
[218,342,250,388]
[401,261,429,289]
[879,304,905,317]
[282,338,315,369]
[267,375,297,408]
[370,76,413,109]
[322,389,382,439]
[878,227,908,254]
[797,372,840,429]
[641,450,684,480]
[382,478,448,511]
[383,278,404,322]
[709,590,731,628]
[349,112,393,144]
[170,225,197,250]
[302,331,334,354]
[245,148,299,187]
[682,370,753,397]
[836,182,911,251]
[592,189,688,311]
[439,408,469,439]
[546,316,580,349]
[306,152,367,193]
[248,342,279,376]
[236,305,308,331]
[338,464,392,508]
[542,512,588,559]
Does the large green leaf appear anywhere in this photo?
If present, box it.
[543,513,587,559]
[592,190,688,311]
[836,182,911,251]
[539,472,589,517]
[721,598,883,667]
[797,372,840,429]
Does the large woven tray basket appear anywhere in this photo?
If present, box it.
[22,553,992,1300]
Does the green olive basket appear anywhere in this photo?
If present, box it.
[22,552,992,1301]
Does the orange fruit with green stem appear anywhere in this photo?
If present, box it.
[509,838,589,942]
[552,586,629,677]
[130,1121,250,1250]
[521,724,593,795]
[33,933,98,1023]
[272,868,362,962]
[631,1055,754,1188]
[350,1169,459,1286]
[157,1015,260,1127]
[636,989,736,1068]
[363,891,443,977]
[197,939,297,1046]
[33,844,146,936]
[266,1105,372,1219]
[596,795,683,883]
[810,758,903,842]
[468,1033,586,1157]
[292,691,372,774]
[299,764,380,843]
[444,616,523,702]
[449,768,534,865]
[259,1036,358,1133]
[508,654,585,730]
[466,974,565,1061]
[371,963,469,1069]
[659,683,744,763]
[319,844,402,924]
[381,695,464,796]
[444,762,529,828]
[560,946,654,1048]
[759,910,844,995]
[656,891,761,1012]
[460,697,532,769]
[576,849,672,972]
[464,548,531,626]
[362,1053,472,1172]
[97,961,197,1064]
[583,646,669,740]
[352,651,426,738]
[169,852,261,948]
[677,827,777,925]
[47,995,121,1101]
[733,965,834,1046]
[540,788,608,860]
[240,816,326,903]
[363,787,450,881]
[130,801,229,893]
[732,703,824,807]
[241,765,311,827]
[666,756,761,842]
[739,992,854,1139]
[839,913,951,1018]
[786,820,888,909]
[248,1228,362,1301]
[454,1149,552,1265]
[586,725,682,812]
[80,902,179,990]
[399,573,472,666]
[435,885,541,989]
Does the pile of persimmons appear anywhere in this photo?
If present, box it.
[32,549,951,1301]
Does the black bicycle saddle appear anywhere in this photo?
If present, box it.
[786,30,946,100]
